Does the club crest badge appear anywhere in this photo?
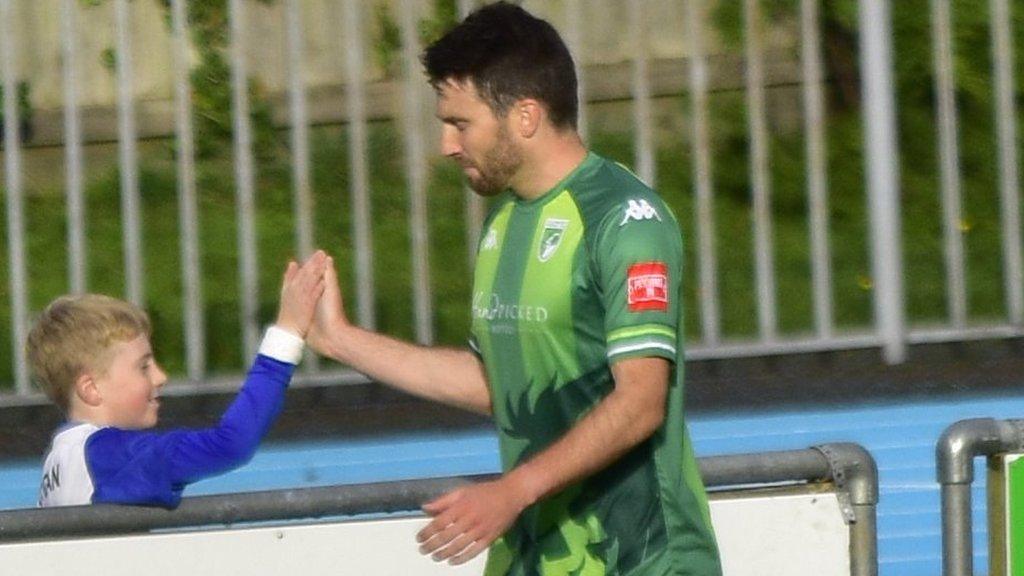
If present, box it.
[538,218,569,262]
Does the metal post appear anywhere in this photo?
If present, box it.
[858,0,906,364]
[564,0,588,142]
[990,0,1023,326]
[931,0,967,328]
[457,0,484,269]
[744,0,778,342]
[229,0,260,360]
[801,0,834,340]
[114,0,144,306]
[342,0,376,330]
[936,418,1024,576]
[284,0,318,372]
[170,0,205,382]
[61,0,87,294]
[686,0,720,346]
[398,0,433,345]
[629,0,655,187]
[0,0,30,394]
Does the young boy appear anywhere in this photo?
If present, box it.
[31,251,327,508]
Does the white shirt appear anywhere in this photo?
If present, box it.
[38,422,100,507]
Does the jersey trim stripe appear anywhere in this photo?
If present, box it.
[607,324,676,343]
[607,340,676,359]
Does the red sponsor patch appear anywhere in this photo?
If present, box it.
[627,262,669,312]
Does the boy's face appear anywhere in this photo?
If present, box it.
[93,334,167,429]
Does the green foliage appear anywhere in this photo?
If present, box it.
[372,0,459,77]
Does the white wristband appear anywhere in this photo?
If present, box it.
[258,326,305,365]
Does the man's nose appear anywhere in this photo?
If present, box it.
[440,126,461,157]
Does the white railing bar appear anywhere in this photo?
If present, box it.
[342,0,376,330]
[1,0,30,394]
[629,0,655,187]
[859,0,906,364]
[61,0,87,294]
[170,0,206,382]
[744,0,778,342]
[564,0,588,142]
[114,0,144,307]
[229,0,260,360]
[931,0,967,328]
[286,0,314,262]
[457,0,484,269]
[686,0,720,345]
[399,0,434,344]
[801,0,834,339]
[687,333,880,360]
[991,0,1023,326]
[285,0,318,372]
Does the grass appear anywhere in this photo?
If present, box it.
[1,0,1022,388]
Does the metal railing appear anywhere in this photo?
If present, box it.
[936,418,1024,576]
[0,443,879,576]
[0,0,1020,398]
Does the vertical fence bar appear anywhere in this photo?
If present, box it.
[801,0,833,339]
[859,0,906,364]
[744,0,778,342]
[342,0,376,330]
[564,0,588,141]
[284,0,318,371]
[62,0,87,294]
[991,0,1023,326]
[931,0,967,329]
[686,0,720,345]
[398,0,434,344]
[286,0,314,261]
[229,0,260,360]
[629,0,655,187]
[170,0,205,382]
[457,0,484,268]
[114,0,144,306]
[1,0,30,394]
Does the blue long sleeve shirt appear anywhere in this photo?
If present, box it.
[38,327,302,508]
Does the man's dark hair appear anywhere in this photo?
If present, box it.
[422,1,579,130]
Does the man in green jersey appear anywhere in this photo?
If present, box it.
[309,2,721,574]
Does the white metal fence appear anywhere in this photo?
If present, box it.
[0,0,1021,400]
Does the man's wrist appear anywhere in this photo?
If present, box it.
[503,465,544,510]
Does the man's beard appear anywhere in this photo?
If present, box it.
[465,125,522,196]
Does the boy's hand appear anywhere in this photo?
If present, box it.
[276,250,327,338]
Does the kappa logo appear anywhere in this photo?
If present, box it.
[620,199,662,226]
[538,218,569,262]
[482,229,498,251]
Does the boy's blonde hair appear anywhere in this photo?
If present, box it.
[27,294,151,413]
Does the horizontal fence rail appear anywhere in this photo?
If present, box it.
[0,443,878,576]
[0,0,1021,399]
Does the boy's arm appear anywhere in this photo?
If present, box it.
[84,254,326,507]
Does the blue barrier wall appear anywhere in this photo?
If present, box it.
[4,393,1024,575]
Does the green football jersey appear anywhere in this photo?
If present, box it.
[470,153,721,576]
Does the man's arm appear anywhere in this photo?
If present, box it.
[307,256,492,415]
[416,356,669,564]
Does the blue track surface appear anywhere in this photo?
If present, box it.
[4,393,1023,575]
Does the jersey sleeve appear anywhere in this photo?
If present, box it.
[84,327,302,508]
[593,196,683,364]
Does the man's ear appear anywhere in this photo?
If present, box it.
[74,372,103,407]
[513,99,543,138]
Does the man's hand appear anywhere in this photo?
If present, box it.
[417,476,535,565]
[306,255,349,355]
[275,250,327,337]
